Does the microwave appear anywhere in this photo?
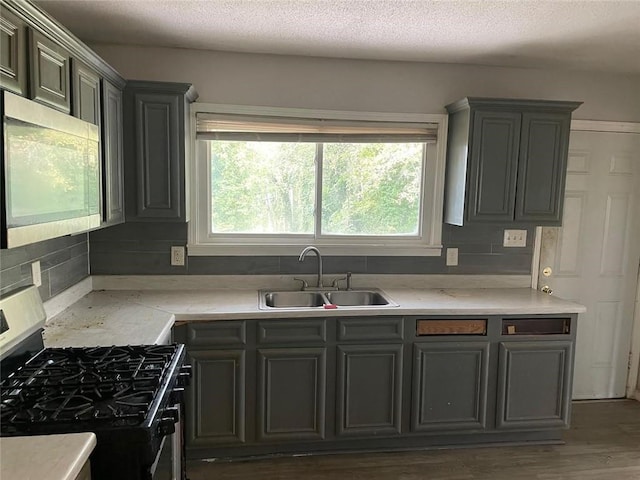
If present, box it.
[1,91,101,249]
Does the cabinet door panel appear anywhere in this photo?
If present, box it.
[28,29,71,112]
[0,8,27,95]
[412,342,489,432]
[72,58,100,125]
[336,344,403,436]
[102,79,125,225]
[131,92,182,219]
[468,111,521,222]
[496,341,573,429]
[515,112,571,224]
[257,348,326,441]
[186,349,246,446]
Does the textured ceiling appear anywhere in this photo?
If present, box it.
[34,0,640,74]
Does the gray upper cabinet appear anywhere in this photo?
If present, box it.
[101,79,125,225]
[71,58,100,125]
[0,7,27,95]
[444,98,582,226]
[28,28,71,113]
[124,81,198,222]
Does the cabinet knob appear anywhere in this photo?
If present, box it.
[540,285,553,295]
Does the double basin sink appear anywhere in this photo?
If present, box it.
[259,288,398,309]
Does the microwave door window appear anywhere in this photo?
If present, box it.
[5,118,99,227]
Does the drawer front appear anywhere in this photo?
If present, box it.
[257,319,326,344]
[187,321,246,346]
[416,319,487,336]
[337,317,404,341]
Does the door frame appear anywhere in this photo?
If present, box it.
[531,120,640,400]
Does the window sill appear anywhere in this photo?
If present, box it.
[187,243,443,257]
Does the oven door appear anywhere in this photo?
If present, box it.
[151,404,184,480]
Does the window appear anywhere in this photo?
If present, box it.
[189,105,447,256]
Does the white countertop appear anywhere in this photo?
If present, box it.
[43,287,585,348]
[0,432,96,480]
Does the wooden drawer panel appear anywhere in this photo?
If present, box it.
[416,319,487,336]
[187,321,246,346]
[502,318,570,336]
[337,317,404,341]
[257,319,326,344]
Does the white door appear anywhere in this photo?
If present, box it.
[538,129,640,399]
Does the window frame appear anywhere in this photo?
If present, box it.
[188,103,448,256]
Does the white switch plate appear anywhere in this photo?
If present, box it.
[31,261,42,287]
[446,247,459,266]
[503,229,527,247]
[171,246,185,266]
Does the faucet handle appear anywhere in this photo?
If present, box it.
[293,277,309,291]
[331,272,352,290]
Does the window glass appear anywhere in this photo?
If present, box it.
[321,142,423,236]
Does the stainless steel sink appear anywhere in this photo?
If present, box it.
[325,290,391,306]
[258,288,397,309]
[264,291,326,308]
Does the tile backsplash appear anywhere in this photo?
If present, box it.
[89,222,535,276]
[0,234,89,301]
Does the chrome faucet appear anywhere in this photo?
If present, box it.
[298,246,324,289]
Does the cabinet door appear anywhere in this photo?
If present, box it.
[101,79,125,225]
[515,112,571,224]
[0,7,27,95]
[412,342,489,432]
[28,28,71,113]
[336,344,403,436]
[72,58,101,125]
[127,91,183,220]
[496,341,573,429]
[186,349,246,447]
[467,110,521,222]
[257,348,326,441]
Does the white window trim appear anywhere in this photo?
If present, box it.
[187,103,447,256]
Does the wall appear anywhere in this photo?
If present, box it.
[0,234,89,301]
[91,45,640,122]
[88,45,638,277]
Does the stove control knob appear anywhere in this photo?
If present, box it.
[158,406,180,436]
[177,365,192,387]
[170,387,185,404]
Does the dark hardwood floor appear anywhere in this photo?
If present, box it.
[187,400,640,480]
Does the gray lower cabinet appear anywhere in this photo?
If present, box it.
[101,79,125,225]
[186,348,246,446]
[0,7,27,95]
[412,342,490,432]
[496,341,573,429]
[336,344,403,436]
[256,347,327,441]
[124,81,198,222]
[28,27,71,113]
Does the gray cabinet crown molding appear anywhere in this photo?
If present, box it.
[445,97,583,115]
[1,0,125,88]
[124,80,199,103]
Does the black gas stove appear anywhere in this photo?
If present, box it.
[0,286,190,480]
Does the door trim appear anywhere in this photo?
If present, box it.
[532,120,640,400]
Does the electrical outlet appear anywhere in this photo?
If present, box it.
[503,229,527,247]
[171,246,185,266]
[446,248,459,266]
[31,261,42,287]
